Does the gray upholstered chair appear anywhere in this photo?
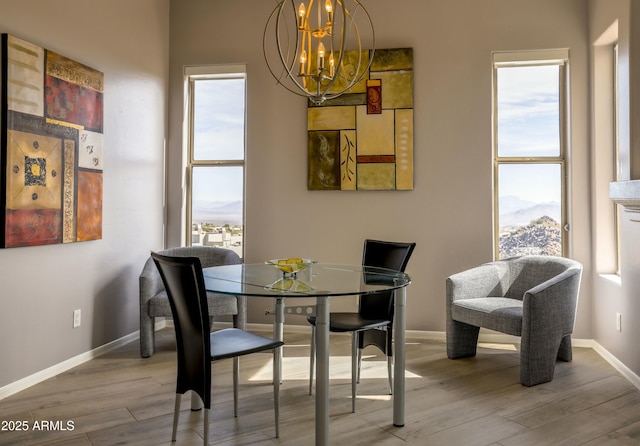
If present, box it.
[446,255,583,386]
[139,246,245,358]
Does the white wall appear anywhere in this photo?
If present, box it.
[0,0,168,389]
[589,0,640,374]
[167,0,593,336]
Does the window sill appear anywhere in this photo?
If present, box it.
[600,274,622,286]
[610,180,640,221]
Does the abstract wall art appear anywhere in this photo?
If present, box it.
[0,34,103,248]
[307,48,413,191]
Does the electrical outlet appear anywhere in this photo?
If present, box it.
[616,312,622,332]
[73,309,81,328]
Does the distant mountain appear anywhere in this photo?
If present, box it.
[192,200,242,225]
[500,198,561,228]
[500,195,536,214]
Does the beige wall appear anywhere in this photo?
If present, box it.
[4,0,640,394]
[0,1,169,389]
[589,0,640,375]
[168,0,593,336]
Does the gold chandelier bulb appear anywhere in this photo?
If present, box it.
[325,0,333,14]
[298,3,306,28]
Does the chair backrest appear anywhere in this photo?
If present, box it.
[504,255,582,300]
[151,252,212,408]
[160,245,242,268]
[140,246,241,303]
[359,239,416,320]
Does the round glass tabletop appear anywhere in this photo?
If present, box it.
[202,263,411,298]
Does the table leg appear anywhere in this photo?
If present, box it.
[316,296,329,446]
[275,298,284,385]
[191,391,202,410]
[393,285,406,427]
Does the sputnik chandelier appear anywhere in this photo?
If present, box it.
[263,0,375,105]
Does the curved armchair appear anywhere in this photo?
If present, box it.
[446,255,582,386]
[139,246,245,357]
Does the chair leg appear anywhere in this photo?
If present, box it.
[384,328,393,395]
[172,393,181,442]
[273,349,280,438]
[140,315,155,358]
[351,332,357,413]
[309,325,316,395]
[557,335,573,362]
[203,407,209,446]
[233,357,239,417]
[446,320,480,359]
[520,332,561,386]
[387,354,393,395]
[356,347,363,384]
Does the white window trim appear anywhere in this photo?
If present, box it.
[491,50,570,259]
[182,65,247,253]
[493,49,569,67]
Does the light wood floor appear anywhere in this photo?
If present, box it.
[2,327,640,445]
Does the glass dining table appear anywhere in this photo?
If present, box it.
[201,262,412,446]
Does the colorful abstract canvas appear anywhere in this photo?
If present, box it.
[0,34,103,248]
[308,48,414,191]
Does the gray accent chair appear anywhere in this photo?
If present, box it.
[139,246,245,358]
[446,255,583,386]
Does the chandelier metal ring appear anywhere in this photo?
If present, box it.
[263,0,375,105]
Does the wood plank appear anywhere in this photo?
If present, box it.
[1,328,640,446]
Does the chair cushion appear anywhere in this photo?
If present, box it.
[210,328,284,361]
[451,297,523,336]
[148,290,238,317]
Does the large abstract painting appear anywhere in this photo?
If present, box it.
[308,48,413,191]
[0,34,103,248]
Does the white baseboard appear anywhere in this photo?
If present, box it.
[591,340,640,390]
[2,323,639,400]
[0,320,166,401]
[0,332,138,400]
[243,325,640,390]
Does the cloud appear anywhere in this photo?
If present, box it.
[497,64,561,157]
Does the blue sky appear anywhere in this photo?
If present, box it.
[498,164,561,205]
[192,77,245,205]
[497,64,562,205]
[497,64,560,157]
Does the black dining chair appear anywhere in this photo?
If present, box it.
[307,239,416,412]
[151,252,284,445]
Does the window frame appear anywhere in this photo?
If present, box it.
[492,50,570,260]
[613,43,622,275]
[183,65,247,257]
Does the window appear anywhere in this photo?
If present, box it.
[185,65,246,258]
[593,25,621,276]
[493,51,568,259]
[613,43,622,274]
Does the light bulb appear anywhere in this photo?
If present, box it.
[325,0,333,25]
[300,49,307,75]
[325,0,333,14]
[329,52,335,77]
[317,42,325,69]
[318,42,325,58]
[298,3,306,28]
